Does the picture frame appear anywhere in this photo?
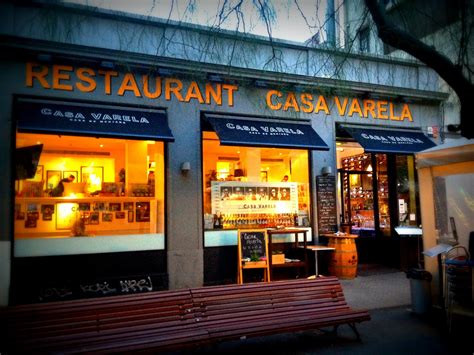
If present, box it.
[80,166,104,193]
[102,212,113,222]
[46,170,62,190]
[81,212,91,225]
[128,210,134,223]
[41,204,54,214]
[63,170,78,181]
[89,212,100,224]
[108,202,121,212]
[93,202,106,211]
[123,202,134,211]
[115,211,126,219]
[135,201,150,222]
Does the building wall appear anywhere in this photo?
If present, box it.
[0,2,447,305]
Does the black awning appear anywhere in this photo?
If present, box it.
[340,125,435,154]
[16,98,174,141]
[205,114,329,150]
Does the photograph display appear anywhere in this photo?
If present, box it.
[211,181,298,215]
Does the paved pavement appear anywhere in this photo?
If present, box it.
[171,270,473,355]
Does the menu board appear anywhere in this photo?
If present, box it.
[316,175,337,234]
[237,229,270,284]
[239,230,266,259]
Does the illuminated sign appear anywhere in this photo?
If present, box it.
[25,62,414,122]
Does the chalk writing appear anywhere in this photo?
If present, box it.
[240,231,266,259]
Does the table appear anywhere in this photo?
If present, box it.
[303,245,335,277]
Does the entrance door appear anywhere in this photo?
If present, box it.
[339,170,375,237]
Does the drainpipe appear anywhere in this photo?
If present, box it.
[326,0,336,47]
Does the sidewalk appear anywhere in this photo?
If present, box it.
[180,271,472,355]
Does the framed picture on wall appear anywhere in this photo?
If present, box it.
[46,170,62,190]
[63,170,78,181]
[102,212,113,222]
[135,201,150,222]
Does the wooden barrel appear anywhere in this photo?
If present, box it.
[328,235,358,279]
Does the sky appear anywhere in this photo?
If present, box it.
[65,0,328,43]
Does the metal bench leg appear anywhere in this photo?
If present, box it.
[348,322,361,341]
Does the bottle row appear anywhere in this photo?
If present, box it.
[213,213,299,229]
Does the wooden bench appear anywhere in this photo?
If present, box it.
[0,277,370,353]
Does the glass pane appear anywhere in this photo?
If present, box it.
[396,155,418,226]
[14,132,165,256]
[203,131,310,230]
[377,155,390,236]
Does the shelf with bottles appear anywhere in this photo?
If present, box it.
[211,213,299,230]
[341,154,371,171]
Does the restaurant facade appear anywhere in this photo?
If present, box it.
[0,2,448,305]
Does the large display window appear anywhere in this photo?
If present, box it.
[14,132,165,256]
[203,131,311,231]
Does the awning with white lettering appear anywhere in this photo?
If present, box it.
[205,114,329,150]
[340,124,435,154]
[15,98,174,141]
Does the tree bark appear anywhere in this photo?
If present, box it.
[365,0,473,139]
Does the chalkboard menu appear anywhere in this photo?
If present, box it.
[239,231,266,259]
[316,175,337,234]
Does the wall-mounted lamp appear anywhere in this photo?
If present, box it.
[180,162,191,174]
